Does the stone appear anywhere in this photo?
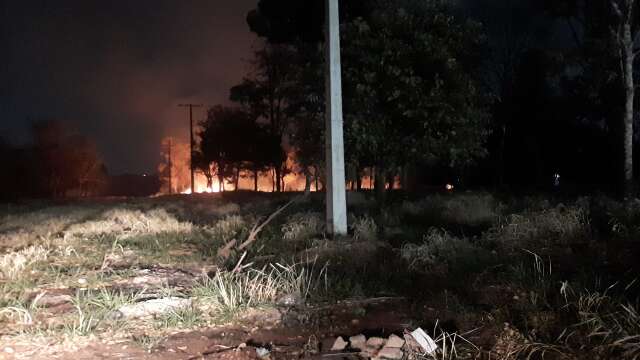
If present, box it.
[385,334,405,348]
[404,334,422,353]
[376,347,403,360]
[366,337,386,349]
[114,297,191,319]
[349,334,366,350]
[33,293,72,308]
[408,328,438,355]
[361,346,379,358]
[276,293,302,307]
[330,336,348,351]
[256,347,270,358]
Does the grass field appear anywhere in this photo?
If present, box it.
[0,191,638,359]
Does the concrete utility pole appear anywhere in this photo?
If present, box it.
[325,0,348,235]
[178,104,203,194]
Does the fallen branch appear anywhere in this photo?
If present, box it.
[216,239,237,260]
[237,197,298,251]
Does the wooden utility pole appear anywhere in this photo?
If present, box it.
[325,0,348,235]
[178,104,203,194]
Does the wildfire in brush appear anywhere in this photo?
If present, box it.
[157,137,318,194]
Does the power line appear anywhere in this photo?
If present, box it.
[178,104,203,194]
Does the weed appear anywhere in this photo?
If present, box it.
[192,261,327,317]
[352,216,377,241]
[132,333,165,353]
[155,305,202,329]
[400,228,488,274]
[486,205,590,248]
[0,245,49,280]
[281,212,323,241]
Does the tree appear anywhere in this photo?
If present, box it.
[341,0,489,197]
[32,121,106,197]
[199,106,284,192]
[230,44,299,192]
[545,0,639,196]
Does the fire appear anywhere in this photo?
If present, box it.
[158,137,400,194]
[159,137,318,194]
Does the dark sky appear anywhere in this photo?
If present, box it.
[1,0,258,174]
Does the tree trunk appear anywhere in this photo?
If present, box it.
[497,123,506,189]
[254,168,259,192]
[206,175,213,191]
[622,19,634,197]
[234,167,240,191]
[374,166,386,202]
[275,166,282,192]
[304,167,312,195]
[272,168,276,192]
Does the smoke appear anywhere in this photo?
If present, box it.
[1,0,258,174]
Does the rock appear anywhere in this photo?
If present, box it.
[361,346,379,358]
[330,336,348,351]
[276,293,302,307]
[376,347,403,360]
[256,347,270,358]
[404,334,421,353]
[114,297,191,319]
[366,337,386,349]
[385,334,405,348]
[33,293,72,308]
[349,334,366,350]
[408,328,438,355]
[4,347,14,354]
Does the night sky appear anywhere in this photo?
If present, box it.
[1,0,258,174]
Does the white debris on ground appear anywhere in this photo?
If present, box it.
[111,297,192,319]
[327,329,438,359]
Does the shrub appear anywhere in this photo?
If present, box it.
[281,212,324,241]
[486,205,590,248]
[67,208,192,239]
[400,228,487,274]
[192,262,327,316]
[0,245,49,280]
[210,215,246,242]
[401,193,500,226]
[351,216,378,241]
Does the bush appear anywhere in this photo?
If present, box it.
[281,212,324,241]
[486,205,590,248]
[400,228,488,274]
[67,207,192,239]
[351,216,378,241]
[401,193,501,227]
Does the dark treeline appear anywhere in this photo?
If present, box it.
[0,121,159,201]
[4,0,640,200]
[194,0,640,198]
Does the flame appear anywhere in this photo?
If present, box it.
[159,137,400,194]
[160,137,318,194]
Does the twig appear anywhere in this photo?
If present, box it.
[185,345,234,360]
[216,239,237,260]
[237,197,298,251]
[232,251,248,273]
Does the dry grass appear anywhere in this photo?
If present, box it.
[66,208,192,239]
[402,193,500,226]
[486,205,590,248]
[351,216,378,241]
[192,261,327,316]
[281,212,323,241]
[0,245,49,280]
[400,228,485,274]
